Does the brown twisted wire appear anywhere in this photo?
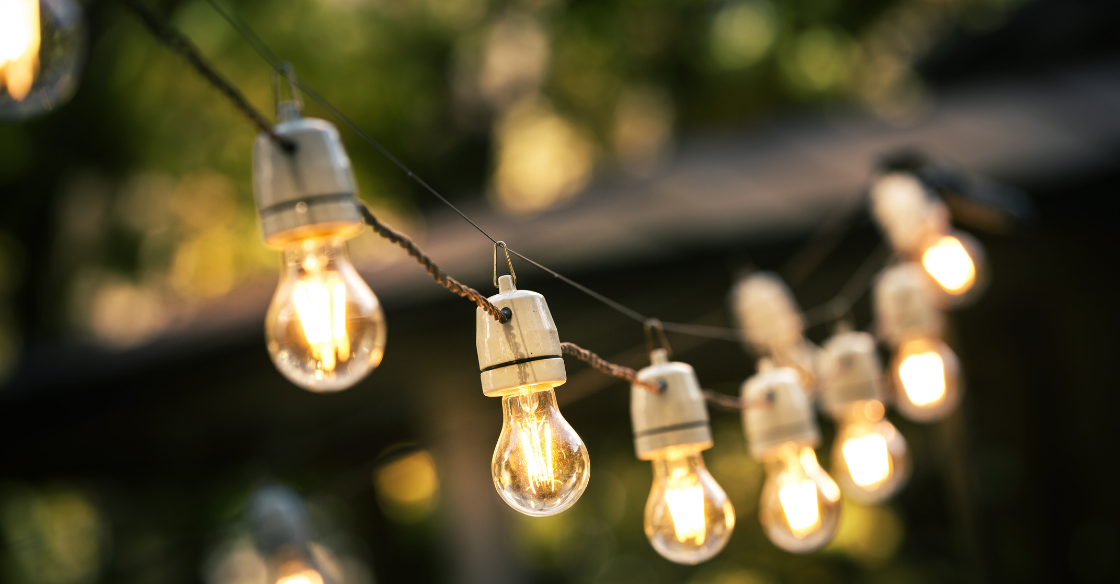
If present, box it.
[358,204,510,323]
[560,342,662,393]
[120,0,295,152]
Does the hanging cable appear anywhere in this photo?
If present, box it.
[560,342,662,393]
[357,204,510,323]
[801,243,891,327]
[119,0,294,152]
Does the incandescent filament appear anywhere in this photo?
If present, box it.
[842,434,891,487]
[778,479,819,535]
[0,0,40,101]
[515,391,556,493]
[293,252,350,372]
[898,350,946,406]
[922,235,976,293]
[664,466,707,544]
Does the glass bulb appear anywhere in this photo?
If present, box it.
[644,448,735,564]
[892,338,960,422]
[266,238,386,392]
[830,400,910,503]
[758,445,841,553]
[921,232,986,303]
[275,561,323,584]
[0,0,84,120]
[492,385,589,516]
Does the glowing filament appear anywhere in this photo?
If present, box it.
[922,235,976,293]
[842,434,891,487]
[664,468,707,544]
[292,277,350,372]
[898,351,947,406]
[778,480,820,535]
[276,570,324,584]
[517,401,555,493]
[0,0,40,101]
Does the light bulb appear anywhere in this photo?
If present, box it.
[920,230,986,305]
[266,238,386,392]
[644,448,734,564]
[275,562,323,584]
[758,445,841,553]
[892,338,960,422]
[0,0,84,120]
[830,400,910,503]
[492,384,589,516]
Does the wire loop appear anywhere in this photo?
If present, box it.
[644,318,673,357]
[271,61,303,118]
[493,241,517,288]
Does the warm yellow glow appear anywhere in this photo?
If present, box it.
[922,235,976,293]
[292,272,350,373]
[800,446,841,503]
[778,480,820,535]
[516,400,556,493]
[898,350,947,406]
[664,467,707,544]
[276,570,323,584]
[842,434,891,487]
[0,0,40,101]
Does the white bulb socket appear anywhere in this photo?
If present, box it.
[630,349,713,460]
[253,116,364,247]
[741,362,820,461]
[818,329,885,419]
[874,262,943,347]
[869,172,950,257]
[475,275,566,396]
[731,272,805,355]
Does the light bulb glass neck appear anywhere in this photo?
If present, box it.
[652,449,707,477]
[839,399,886,424]
[501,384,559,413]
[282,238,349,270]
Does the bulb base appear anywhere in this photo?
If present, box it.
[819,330,884,418]
[742,365,819,460]
[253,117,364,246]
[874,262,943,346]
[476,276,566,396]
[631,349,713,460]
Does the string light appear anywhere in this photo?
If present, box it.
[248,486,334,584]
[480,271,589,516]
[733,272,819,389]
[104,0,1008,558]
[253,69,385,392]
[742,361,841,553]
[0,0,84,119]
[632,348,734,564]
[874,263,962,422]
[818,327,911,503]
[870,171,988,305]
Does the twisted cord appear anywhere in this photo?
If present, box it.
[119,0,294,152]
[357,204,509,323]
[560,343,661,393]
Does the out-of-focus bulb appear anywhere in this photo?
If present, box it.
[830,400,910,503]
[922,235,974,293]
[644,448,734,564]
[266,238,386,392]
[275,562,323,584]
[0,0,39,101]
[0,0,83,119]
[758,445,841,553]
[893,338,960,422]
[493,384,589,516]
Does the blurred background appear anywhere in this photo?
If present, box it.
[1,0,1119,582]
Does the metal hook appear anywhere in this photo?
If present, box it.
[644,318,672,358]
[493,241,516,288]
[271,62,304,122]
